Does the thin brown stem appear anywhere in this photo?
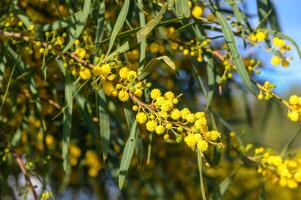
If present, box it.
[10,149,39,200]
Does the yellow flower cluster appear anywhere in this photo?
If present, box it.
[248,29,267,43]
[69,144,81,166]
[270,37,291,67]
[257,81,275,100]
[287,95,301,122]
[179,39,211,62]
[134,89,222,152]
[255,148,301,189]
[84,150,102,178]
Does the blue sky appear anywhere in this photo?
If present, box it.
[245,0,301,95]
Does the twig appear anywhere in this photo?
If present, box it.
[10,149,39,200]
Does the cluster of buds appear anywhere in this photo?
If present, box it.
[270,37,292,67]
[243,58,261,73]
[257,81,276,100]
[178,39,211,62]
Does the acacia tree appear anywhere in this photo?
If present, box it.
[1,0,301,199]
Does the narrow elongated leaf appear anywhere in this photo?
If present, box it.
[62,0,91,53]
[95,1,106,53]
[105,5,166,62]
[119,120,137,189]
[138,55,175,80]
[192,64,208,97]
[0,56,18,112]
[137,0,146,67]
[175,0,190,18]
[97,90,110,160]
[0,56,5,87]
[206,57,215,109]
[106,0,130,56]
[257,0,280,31]
[215,11,257,94]
[124,107,143,161]
[13,3,31,28]
[75,95,97,137]
[197,151,207,200]
[39,11,82,31]
[210,166,241,200]
[62,72,74,171]
[280,127,301,157]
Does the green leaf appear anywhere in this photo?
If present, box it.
[137,0,146,66]
[124,107,143,161]
[75,95,97,138]
[0,56,5,87]
[175,0,190,18]
[206,57,215,109]
[192,64,208,97]
[39,11,83,31]
[0,55,18,112]
[106,0,130,56]
[62,72,74,171]
[13,3,31,28]
[94,1,106,53]
[105,5,166,62]
[231,146,258,167]
[118,120,137,189]
[97,90,110,160]
[62,0,91,53]
[138,55,175,80]
[280,127,301,157]
[215,11,257,94]
[257,0,280,31]
[197,151,207,200]
[210,166,240,200]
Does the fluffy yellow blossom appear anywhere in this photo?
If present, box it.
[197,140,208,152]
[93,64,111,77]
[271,55,282,66]
[184,134,202,149]
[192,5,203,18]
[273,37,285,48]
[171,108,181,120]
[119,67,129,79]
[255,31,266,42]
[75,48,87,59]
[150,89,161,100]
[287,111,299,122]
[205,130,221,141]
[136,112,147,124]
[79,68,92,80]
[181,108,191,119]
[146,120,157,132]
[155,125,165,135]
[118,90,129,102]
[102,81,115,96]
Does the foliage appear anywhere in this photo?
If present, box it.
[0,0,301,199]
